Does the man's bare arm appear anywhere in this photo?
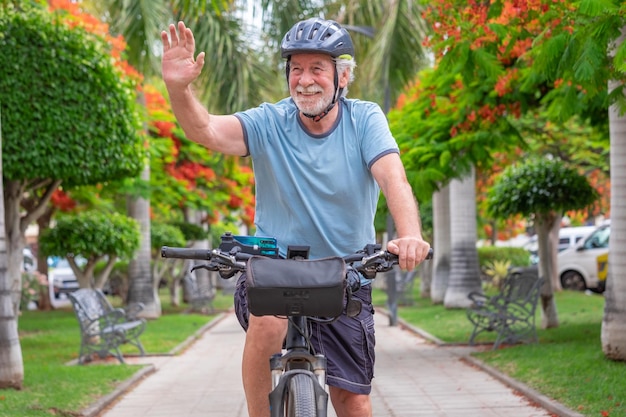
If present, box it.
[371,153,431,270]
[161,22,247,156]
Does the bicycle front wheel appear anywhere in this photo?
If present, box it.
[286,373,318,417]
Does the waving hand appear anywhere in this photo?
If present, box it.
[161,21,206,90]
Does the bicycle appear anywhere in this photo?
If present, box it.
[161,232,432,417]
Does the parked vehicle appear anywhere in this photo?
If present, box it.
[557,223,610,292]
[556,226,597,252]
[48,257,80,300]
[525,226,596,264]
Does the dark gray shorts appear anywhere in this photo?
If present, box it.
[234,273,376,395]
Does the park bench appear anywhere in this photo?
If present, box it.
[184,272,215,314]
[466,267,543,350]
[68,288,146,364]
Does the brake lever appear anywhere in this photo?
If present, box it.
[210,249,247,278]
[358,248,433,275]
[190,262,220,273]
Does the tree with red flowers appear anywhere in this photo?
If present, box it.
[391,0,624,349]
[145,83,256,234]
[390,0,617,313]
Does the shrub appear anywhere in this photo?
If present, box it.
[477,246,532,269]
[477,246,532,287]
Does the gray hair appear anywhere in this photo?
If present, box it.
[335,56,356,97]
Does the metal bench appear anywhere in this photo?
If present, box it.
[184,272,215,314]
[466,268,543,350]
[68,288,146,364]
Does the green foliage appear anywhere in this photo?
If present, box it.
[171,221,208,241]
[39,211,140,261]
[151,222,186,251]
[477,245,532,269]
[0,6,143,186]
[482,259,511,289]
[525,0,626,121]
[487,158,598,219]
[389,68,525,200]
[513,113,609,174]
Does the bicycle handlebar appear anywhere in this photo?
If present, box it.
[161,244,433,280]
[160,247,215,260]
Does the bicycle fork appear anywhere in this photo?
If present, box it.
[268,316,329,417]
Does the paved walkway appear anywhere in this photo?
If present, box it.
[92,311,577,417]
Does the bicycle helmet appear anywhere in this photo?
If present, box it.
[281,18,355,122]
[280,18,354,59]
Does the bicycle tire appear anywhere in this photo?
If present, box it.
[286,373,318,417]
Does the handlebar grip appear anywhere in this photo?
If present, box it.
[161,246,212,260]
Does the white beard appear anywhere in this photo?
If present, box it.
[292,85,334,115]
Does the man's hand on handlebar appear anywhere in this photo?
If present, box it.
[386,237,431,271]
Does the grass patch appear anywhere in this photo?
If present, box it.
[1,289,234,417]
[374,286,625,417]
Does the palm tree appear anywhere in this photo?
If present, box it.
[602,92,626,359]
[444,167,482,308]
[0,107,23,389]
[430,184,451,304]
[602,29,626,360]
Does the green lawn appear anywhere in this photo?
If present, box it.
[0,290,233,417]
[376,286,625,417]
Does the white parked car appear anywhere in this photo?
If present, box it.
[525,226,596,264]
[557,223,610,292]
[556,226,597,252]
[48,257,80,301]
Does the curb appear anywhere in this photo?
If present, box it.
[81,364,156,417]
[382,310,585,417]
[80,311,229,417]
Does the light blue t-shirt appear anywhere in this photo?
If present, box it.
[234,97,399,260]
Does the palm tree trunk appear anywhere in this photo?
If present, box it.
[126,164,160,318]
[186,209,213,301]
[444,167,482,308]
[602,31,626,358]
[430,184,451,304]
[125,89,159,318]
[535,212,560,328]
[0,109,23,389]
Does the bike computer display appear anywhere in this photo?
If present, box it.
[219,232,279,257]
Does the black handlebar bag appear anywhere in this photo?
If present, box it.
[246,256,346,317]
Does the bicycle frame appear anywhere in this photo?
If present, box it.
[267,245,330,417]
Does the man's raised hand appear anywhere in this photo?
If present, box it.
[161,21,205,90]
